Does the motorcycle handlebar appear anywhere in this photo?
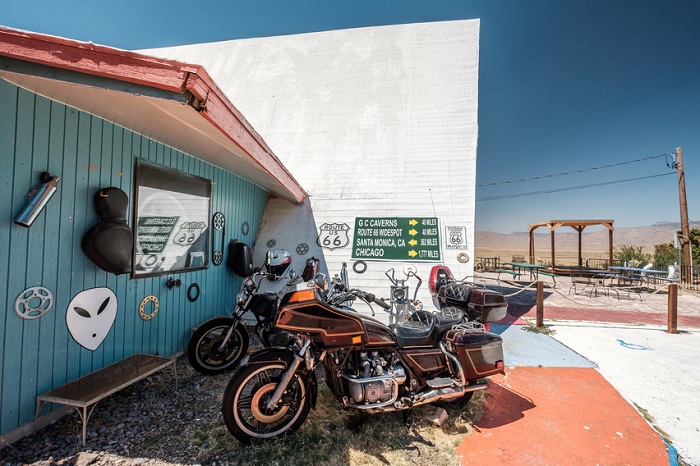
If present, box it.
[355,290,390,310]
[373,296,391,310]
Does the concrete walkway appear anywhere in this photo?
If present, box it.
[456,284,700,465]
[467,273,700,465]
[548,321,700,465]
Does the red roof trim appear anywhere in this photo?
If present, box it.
[0,27,306,203]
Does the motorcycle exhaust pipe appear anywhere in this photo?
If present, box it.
[14,172,60,227]
[412,382,488,408]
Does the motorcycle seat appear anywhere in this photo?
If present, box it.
[442,283,473,304]
[433,306,465,332]
[391,310,438,348]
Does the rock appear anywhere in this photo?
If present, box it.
[426,406,449,426]
[75,452,99,466]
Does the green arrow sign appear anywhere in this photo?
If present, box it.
[351,217,441,261]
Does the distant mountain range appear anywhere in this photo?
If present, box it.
[475,222,694,254]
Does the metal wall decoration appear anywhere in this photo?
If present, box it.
[133,160,212,277]
[266,239,277,248]
[138,295,159,320]
[457,252,470,263]
[352,261,368,274]
[14,286,54,319]
[212,212,225,266]
[296,243,309,255]
[187,283,201,302]
[241,221,250,236]
[66,288,117,351]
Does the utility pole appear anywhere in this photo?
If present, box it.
[676,147,691,281]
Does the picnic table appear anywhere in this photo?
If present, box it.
[499,261,553,282]
[609,266,678,286]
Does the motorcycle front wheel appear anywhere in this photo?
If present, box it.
[187,317,249,375]
[222,363,311,444]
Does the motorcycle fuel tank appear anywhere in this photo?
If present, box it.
[276,289,368,347]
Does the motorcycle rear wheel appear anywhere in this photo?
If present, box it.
[222,363,311,444]
[187,317,249,375]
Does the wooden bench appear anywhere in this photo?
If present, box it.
[35,353,176,445]
[496,268,521,280]
[537,271,559,285]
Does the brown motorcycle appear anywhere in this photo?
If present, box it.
[221,275,507,444]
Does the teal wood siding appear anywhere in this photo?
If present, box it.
[0,80,269,435]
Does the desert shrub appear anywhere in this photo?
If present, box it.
[653,228,700,269]
[613,244,651,267]
[654,243,677,269]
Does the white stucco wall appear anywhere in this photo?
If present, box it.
[142,20,480,320]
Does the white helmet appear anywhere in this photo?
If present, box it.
[265,249,292,276]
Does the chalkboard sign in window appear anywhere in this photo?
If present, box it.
[132,160,212,277]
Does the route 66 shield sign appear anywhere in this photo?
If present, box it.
[317,223,350,250]
[445,226,468,250]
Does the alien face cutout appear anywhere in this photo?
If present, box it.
[66,287,117,351]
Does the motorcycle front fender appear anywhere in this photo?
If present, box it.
[241,347,318,409]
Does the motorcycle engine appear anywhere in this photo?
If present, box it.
[345,350,406,405]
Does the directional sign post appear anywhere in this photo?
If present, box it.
[351,217,441,261]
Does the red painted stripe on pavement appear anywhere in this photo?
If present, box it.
[458,367,668,465]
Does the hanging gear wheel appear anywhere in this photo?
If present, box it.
[15,286,54,320]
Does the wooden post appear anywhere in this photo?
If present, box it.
[550,229,555,271]
[676,147,691,283]
[536,281,544,328]
[667,283,678,334]
[577,226,583,267]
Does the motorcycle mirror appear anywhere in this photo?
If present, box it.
[313,273,328,291]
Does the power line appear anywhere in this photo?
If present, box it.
[476,172,675,201]
[477,153,670,187]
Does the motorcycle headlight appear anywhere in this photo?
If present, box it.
[237,289,249,304]
[392,287,406,301]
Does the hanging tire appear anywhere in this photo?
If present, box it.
[187,317,249,375]
[222,363,311,444]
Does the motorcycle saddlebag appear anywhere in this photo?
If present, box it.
[226,240,253,277]
[444,329,505,380]
[438,284,507,323]
[468,288,508,323]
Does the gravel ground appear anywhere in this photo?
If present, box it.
[0,354,236,466]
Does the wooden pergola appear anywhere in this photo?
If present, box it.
[528,219,614,270]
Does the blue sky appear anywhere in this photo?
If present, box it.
[3,0,698,233]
